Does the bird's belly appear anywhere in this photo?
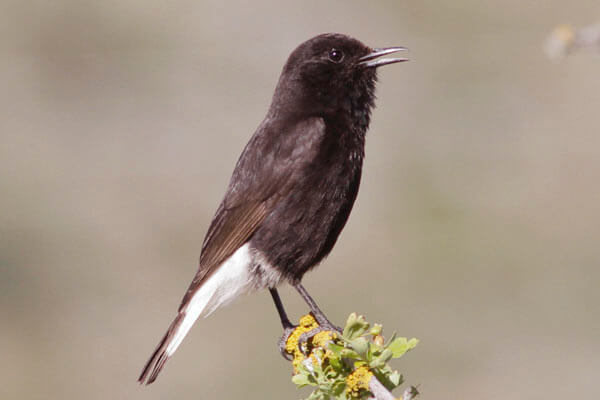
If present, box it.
[250,163,361,283]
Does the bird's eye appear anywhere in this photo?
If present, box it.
[328,48,344,63]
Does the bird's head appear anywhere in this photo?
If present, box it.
[269,33,407,122]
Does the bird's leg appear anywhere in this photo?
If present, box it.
[294,283,340,330]
[294,283,342,350]
[269,288,296,360]
[270,287,294,329]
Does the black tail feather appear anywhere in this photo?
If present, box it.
[138,312,185,385]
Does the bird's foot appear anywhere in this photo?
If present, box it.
[297,320,342,355]
[278,313,342,360]
[278,325,297,361]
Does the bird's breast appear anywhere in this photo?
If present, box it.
[250,127,364,283]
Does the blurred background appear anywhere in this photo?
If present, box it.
[1,1,599,399]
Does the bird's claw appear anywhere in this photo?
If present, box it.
[277,313,341,360]
[278,325,297,361]
[297,322,342,356]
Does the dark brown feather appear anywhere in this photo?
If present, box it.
[138,312,185,384]
[177,117,326,312]
[178,202,268,310]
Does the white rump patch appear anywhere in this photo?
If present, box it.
[165,243,257,355]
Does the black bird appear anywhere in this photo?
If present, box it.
[138,33,407,385]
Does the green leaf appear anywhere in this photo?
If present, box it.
[329,354,343,372]
[389,370,403,386]
[307,391,324,400]
[339,348,360,360]
[370,348,393,369]
[292,373,311,387]
[386,332,397,346]
[387,337,419,358]
[343,313,370,340]
[348,337,369,358]
[328,342,344,356]
[332,380,346,396]
[313,364,325,381]
[335,390,348,400]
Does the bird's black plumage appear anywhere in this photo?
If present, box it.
[139,33,407,385]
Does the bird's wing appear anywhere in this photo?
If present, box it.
[177,200,269,310]
[138,117,326,385]
[178,116,326,310]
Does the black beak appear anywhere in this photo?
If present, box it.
[358,47,409,68]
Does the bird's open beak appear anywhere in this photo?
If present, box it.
[359,47,409,68]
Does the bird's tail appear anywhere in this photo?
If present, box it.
[138,277,220,384]
[138,312,186,385]
[139,244,257,384]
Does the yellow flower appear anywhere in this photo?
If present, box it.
[312,330,337,348]
[286,314,319,372]
[346,365,373,398]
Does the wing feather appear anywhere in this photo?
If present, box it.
[139,117,326,384]
[178,201,269,310]
[178,117,326,311]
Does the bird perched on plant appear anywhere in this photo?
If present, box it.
[139,33,408,385]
